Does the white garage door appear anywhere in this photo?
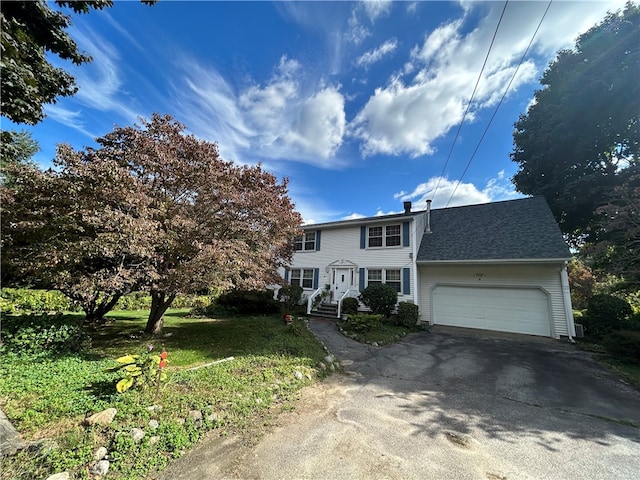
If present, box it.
[432,286,551,337]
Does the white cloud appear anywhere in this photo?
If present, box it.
[355,38,398,68]
[361,0,393,23]
[44,105,97,139]
[395,171,520,210]
[346,9,371,45]
[173,56,346,167]
[342,212,366,220]
[349,0,626,158]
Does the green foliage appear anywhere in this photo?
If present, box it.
[104,345,168,393]
[582,294,634,339]
[359,284,398,317]
[346,313,383,333]
[341,297,359,315]
[277,284,304,311]
[0,313,91,354]
[214,289,280,315]
[0,288,77,313]
[602,330,640,365]
[0,309,330,479]
[0,130,40,186]
[511,3,639,243]
[395,302,419,327]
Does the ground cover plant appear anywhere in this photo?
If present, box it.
[337,313,426,345]
[0,309,331,480]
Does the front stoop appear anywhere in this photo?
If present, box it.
[311,302,339,318]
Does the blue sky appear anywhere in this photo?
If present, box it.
[13,0,626,224]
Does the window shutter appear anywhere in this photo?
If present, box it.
[359,268,365,291]
[402,268,410,294]
[313,268,319,289]
[360,226,366,249]
[315,230,321,251]
[403,221,410,247]
[284,269,289,282]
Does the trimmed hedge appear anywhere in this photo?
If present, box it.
[341,297,359,315]
[0,288,77,313]
[582,294,633,339]
[0,313,91,354]
[359,284,398,317]
[212,289,280,315]
[395,302,419,327]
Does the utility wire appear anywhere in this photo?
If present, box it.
[431,1,509,205]
[445,0,553,208]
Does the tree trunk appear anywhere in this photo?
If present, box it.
[82,293,122,324]
[145,290,176,334]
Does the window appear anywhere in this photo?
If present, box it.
[368,224,400,248]
[386,225,401,246]
[290,268,314,288]
[294,231,316,251]
[367,269,382,285]
[367,268,401,292]
[368,226,383,247]
[385,269,401,292]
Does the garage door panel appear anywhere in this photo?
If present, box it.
[433,286,551,337]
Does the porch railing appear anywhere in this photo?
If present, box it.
[306,287,323,315]
[337,289,359,318]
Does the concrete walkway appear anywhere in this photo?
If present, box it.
[160,318,640,480]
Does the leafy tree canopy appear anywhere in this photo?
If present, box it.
[0,130,39,185]
[0,0,154,125]
[511,2,639,243]
[1,114,303,332]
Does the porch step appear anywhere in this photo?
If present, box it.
[311,302,339,318]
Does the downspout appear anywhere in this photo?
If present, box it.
[560,261,575,343]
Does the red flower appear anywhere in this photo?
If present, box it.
[159,359,167,368]
[160,351,168,360]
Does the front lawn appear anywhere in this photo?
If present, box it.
[0,310,331,480]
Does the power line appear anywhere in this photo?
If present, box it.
[445,0,553,208]
[431,1,509,204]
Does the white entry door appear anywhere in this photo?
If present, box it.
[333,268,351,302]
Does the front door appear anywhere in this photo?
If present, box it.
[332,268,351,302]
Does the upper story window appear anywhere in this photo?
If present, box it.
[294,231,316,251]
[368,224,401,248]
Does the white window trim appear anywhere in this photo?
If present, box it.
[367,223,401,249]
[290,268,315,289]
[294,232,316,252]
[366,268,402,293]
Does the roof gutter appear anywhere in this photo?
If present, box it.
[416,258,572,265]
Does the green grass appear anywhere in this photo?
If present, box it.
[596,356,640,390]
[0,309,331,480]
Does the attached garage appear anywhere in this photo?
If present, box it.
[432,285,551,337]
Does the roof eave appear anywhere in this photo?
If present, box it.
[416,257,571,264]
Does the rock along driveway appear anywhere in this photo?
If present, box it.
[160,319,640,480]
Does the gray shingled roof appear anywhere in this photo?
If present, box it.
[416,196,570,262]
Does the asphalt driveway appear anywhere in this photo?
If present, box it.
[161,319,640,480]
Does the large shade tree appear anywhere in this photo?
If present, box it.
[511,2,639,245]
[1,148,154,320]
[1,115,302,330]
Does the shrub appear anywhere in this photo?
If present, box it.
[582,294,633,339]
[0,288,76,313]
[277,285,304,311]
[341,297,359,315]
[359,284,398,317]
[116,292,152,310]
[214,289,280,315]
[347,313,383,333]
[602,330,640,365]
[104,344,169,393]
[395,302,419,327]
[0,313,91,354]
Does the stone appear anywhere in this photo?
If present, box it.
[149,436,160,446]
[130,428,145,442]
[0,408,26,457]
[324,355,335,364]
[293,370,303,380]
[28,438,58,456]
[92,459,110,476]
[206,413,217,423]
[93,446,108,461]
[85,408,117,426]
[317,362,326,370]
[372,342,379,347]
[45,473,69,480]
[188,410,203,422]
[147,405,162,412]
[148,419,159,430]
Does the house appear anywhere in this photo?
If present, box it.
[280,196,575,339]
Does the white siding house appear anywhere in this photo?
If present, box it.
[279,197,576,340]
